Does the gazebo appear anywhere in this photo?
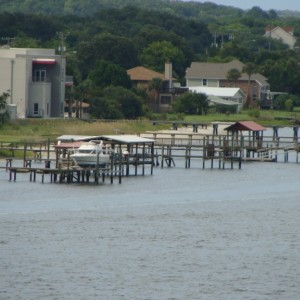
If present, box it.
[224,121,267,150]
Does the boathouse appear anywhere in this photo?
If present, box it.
[55,134,156,178]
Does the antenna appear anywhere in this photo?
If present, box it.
[56,32,69,55]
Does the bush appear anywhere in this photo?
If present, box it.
[247,109,260,118]
[285,99,294,112]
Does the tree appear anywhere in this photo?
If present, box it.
[148,77,163,112]
[75,80,93,119]
[226,68,241,86]
[88,59,131,90]
[141,41,185,77]
[242,62,257,108]
[88,86,144,120]
[0,91,9,124]
[77,33,139,79]
[173,92,208,115]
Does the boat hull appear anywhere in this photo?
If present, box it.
[70,154,110,167]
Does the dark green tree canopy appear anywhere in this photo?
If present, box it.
[88,86,143,119]
[173,92,209,115]
[88,60,132,89]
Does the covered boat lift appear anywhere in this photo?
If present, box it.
[55,134,156,179]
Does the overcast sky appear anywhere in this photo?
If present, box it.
[181,0,300,11]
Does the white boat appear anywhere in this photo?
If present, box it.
[70,140,110,167]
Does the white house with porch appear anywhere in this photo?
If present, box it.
[189,86,245,112]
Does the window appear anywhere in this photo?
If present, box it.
[34,103,39,115]
[160,96,171,105]
[203,79,207,86]
[33,69,46,82]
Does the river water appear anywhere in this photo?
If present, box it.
[0,155,300,300]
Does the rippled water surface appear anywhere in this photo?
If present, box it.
[0,159,300,299]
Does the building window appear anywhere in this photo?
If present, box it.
[203,79,207,86]
[160,96,171,105]
[33,69,46,82]
[34,103,39,115]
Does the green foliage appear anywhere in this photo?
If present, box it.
[2,0,300,120]
[0,91,10,125]
[173,92,209,115]
[140,41,186,77]
[285,99,294,112]
[273,94,300,111]
[88,60,131,89]
[88,86,144,119]
[226,68,241,84]
[247,109,260,118]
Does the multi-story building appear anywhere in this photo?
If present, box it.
[0,47,66,118]
[185,60,270,107]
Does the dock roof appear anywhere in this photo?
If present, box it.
[101,135,155,144]
[224,121,266,132]
[57,134,155,145]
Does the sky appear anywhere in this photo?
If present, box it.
[181,0,300,11]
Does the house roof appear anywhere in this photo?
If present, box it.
[207,95,239,106]
[189,86,243,97]
[224,121,266,132]
[64,101,89,108]
[127,66,166,81]
[185,60,268,85]
[265,26,294,34]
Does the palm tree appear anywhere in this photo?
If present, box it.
[242,63,257,108]
[0,91,9,110]
[148,77,163,112]
[0,91,10,124]
[75,80,92,119]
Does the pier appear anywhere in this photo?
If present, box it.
[0,135,156,184]
[1,124,300,184]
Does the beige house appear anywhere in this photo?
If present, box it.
[185,60,269,106]
[0,47,66,118]
[264,26,296,49]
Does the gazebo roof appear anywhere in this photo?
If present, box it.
[224,121,266,132]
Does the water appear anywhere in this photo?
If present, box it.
[1,155,300,299]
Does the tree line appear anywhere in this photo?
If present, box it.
[1,2,300,118]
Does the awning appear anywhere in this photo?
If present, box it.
[32,58,56,65]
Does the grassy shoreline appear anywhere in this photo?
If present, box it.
[0,110,299,143]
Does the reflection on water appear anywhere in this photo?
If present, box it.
[0,159,300,299]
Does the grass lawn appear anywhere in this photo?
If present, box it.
[0,109,299,143]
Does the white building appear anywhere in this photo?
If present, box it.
[0,47,66,118]
[264,26,296,49]
[189,86,245,112]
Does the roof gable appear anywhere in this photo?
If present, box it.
[185,60,268,84]
[127,66,166,81]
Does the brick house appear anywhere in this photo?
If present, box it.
[127,63,185,113]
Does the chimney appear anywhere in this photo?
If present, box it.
[165,61,173,89]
